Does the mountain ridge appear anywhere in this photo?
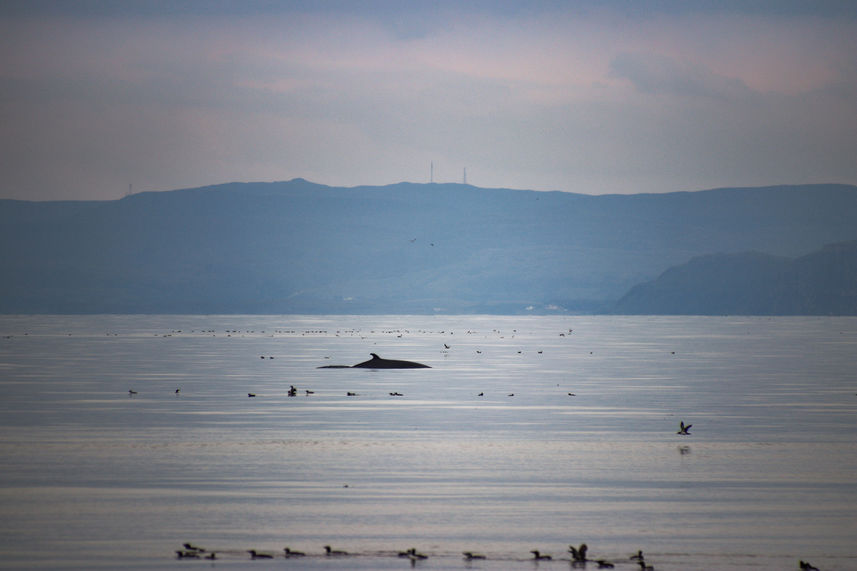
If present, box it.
[611,240,857,315]
[3,180,857,314]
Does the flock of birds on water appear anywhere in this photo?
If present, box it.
[172,542,650,568]
[173,542,822,570]
[117,327,820,570]
[126,337,695,437]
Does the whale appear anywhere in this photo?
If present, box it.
[318,353,430,369]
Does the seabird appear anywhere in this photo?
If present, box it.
[182,543,204,552]
[530,550,552,560]
[248,393,256,397]
[406,548,428,560]
[596,560,615,569]
[800,561,820,571]
[324,545,348,556]
[569,543,587,562]
[283,547,305,557]
[677,421,692,435]
[176,550,200,559]
[128,389,137,396]
[630,550,644,561]
[463,552,486,560]
[248,550,273,559]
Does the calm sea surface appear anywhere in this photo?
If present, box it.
[0,315,855,570]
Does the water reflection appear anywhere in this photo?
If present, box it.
[1,315,856,570]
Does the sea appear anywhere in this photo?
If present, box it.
[0,315,855,571]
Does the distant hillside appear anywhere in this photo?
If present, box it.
[2,180,857,314]
[612,240,857,315]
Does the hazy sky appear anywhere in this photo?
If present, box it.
[2,1,856,201]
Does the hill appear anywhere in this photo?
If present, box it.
[2,180,857,314]
[611,240,857,315]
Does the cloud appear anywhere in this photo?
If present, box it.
[609,52,752,99]
[1,3,856,200]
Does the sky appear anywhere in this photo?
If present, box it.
[1,0,857,201]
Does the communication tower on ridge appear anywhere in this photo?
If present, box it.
[463,167,467,185]
[430,161,434,183]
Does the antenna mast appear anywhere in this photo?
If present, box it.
[463,167,467,185]
[430,161,434,183]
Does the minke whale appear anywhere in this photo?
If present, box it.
[318,353,430,369]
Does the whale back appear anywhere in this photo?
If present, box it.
[352,353,430,369]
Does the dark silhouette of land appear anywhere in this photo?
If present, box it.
[2,179,856,314]
[613,240,857,315]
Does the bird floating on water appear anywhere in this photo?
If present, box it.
[398,547,428,560]
[175,550,200,559]
[182,543,204,552]
[247,550,273,559]
[530,550,551,560]
[283,547,305,557]
[324,545,348,556]
[463,552,486,560]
